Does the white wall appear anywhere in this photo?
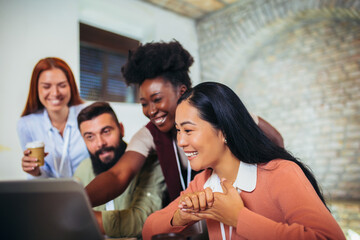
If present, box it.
[0,0,200,180]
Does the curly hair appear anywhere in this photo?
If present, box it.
[121,40,194,89]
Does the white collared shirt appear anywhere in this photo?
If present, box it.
[203,162,257,240]
[203,161,257,193]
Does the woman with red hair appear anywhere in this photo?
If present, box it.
[17,57,89,178]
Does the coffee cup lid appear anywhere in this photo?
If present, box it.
[26,141,44,148]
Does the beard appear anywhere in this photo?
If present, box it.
[89,139,127,176]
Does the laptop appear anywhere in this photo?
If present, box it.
[0,179,104,240]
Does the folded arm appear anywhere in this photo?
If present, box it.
[142,171,210,240]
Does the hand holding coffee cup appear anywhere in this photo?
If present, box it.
[26,141,45,166]
[22,141,46,177]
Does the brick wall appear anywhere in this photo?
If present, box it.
[196,0,360,235]
[330,201,360,236]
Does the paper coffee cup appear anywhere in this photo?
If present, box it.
[26,141,45,166]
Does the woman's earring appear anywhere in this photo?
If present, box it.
[224,139,227,144]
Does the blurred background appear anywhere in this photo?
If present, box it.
[0,0,359,238]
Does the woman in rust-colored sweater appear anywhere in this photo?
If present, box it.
[142,82,345,240]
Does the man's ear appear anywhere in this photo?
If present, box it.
[119,122,125,138]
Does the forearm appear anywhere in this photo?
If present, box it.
[86,151,145,207]
[86,170,130,207]
[142,172,209,240]
[142,207,187,240]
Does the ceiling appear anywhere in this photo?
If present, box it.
[141,0,242,19]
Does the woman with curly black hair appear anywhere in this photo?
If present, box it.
[85,40,284,211]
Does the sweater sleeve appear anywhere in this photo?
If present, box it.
[236,162,345,240]
[102,156,166,238]
[142,170,209,240]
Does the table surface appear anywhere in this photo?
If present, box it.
[105,238,137,240]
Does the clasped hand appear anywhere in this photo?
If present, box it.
[173,179,244,227]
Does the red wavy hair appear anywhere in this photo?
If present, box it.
[21,57,83,116]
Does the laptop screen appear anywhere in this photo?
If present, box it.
[0,179,104,240]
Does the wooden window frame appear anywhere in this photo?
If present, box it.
[79,23,140,103]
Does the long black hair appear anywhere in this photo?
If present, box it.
[178,82,328,208]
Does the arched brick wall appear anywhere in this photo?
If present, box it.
[197,0,360,201]
[238,16,360,198]
[197,0,360,234]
